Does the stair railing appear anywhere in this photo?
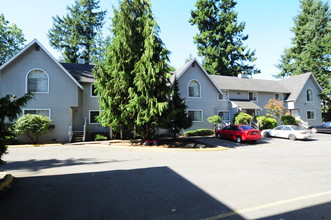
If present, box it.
[68,125,73,143]
[83,117,87,142]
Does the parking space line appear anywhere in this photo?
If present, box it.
[203,190,331,219]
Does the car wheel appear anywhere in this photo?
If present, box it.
[289,134,296,141]
[236,136,242,143]
[263,132,270,137]
[216,133,221,139]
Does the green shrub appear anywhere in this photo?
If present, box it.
[257,116,277,129]
[234,112,253,125]
[94,134,107,141]
[184,129,214,137]
[207,115,222,130]
[281,115,298,125]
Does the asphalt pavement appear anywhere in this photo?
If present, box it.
[0,134,331,219]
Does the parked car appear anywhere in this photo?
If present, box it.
[263,125,314,141]
[309,122,331,134]
[215,125,262,143]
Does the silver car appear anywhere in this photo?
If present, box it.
[263,125,314,141]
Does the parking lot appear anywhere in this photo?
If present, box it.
[0,133,330,219]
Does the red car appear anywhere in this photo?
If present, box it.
[215,125,262,143]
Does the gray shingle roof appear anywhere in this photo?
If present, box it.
[209,75,291,93]
[60,63,95,83]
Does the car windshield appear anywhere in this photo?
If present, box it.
[290,125,305,130]
[240,125,254,130]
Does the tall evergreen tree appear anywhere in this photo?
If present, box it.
[189,0,260,76]
[93,0,171,139]
[276,0,331,112]
[0,13,25,66]
[162,79,192,139]
[0,92,33,164]
[48,0,106,63]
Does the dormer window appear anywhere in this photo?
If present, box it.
[307,89,313,101]
[188,80,201,98]
[27,69,49,93]
[249,92,258,102]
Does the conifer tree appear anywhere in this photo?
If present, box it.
[48,0,106,63]
[189,0,259,76]
[162,79,192,139]
[93,0,171,139]
[0,13,25,66]
[276,0,331,113]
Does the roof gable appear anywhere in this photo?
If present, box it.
[0,39,83,89]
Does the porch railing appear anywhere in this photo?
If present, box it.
[296,118,309,128]
[68,125,73,143]
[249,120,259,130]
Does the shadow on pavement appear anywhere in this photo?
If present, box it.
[0,167,245,220]
[196,136,270,149]
[0,158,113,172]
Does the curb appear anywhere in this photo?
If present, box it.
[0,174,14,192]
[7,143,64,148]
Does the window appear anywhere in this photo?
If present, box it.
[218,111,230,121]
[275,93,280,100]
[218,91,229,100]
[249,92,258,102]
[307,89,313,101]
[188,80,201,97]
[27,69,48,93]
[89,110,100,124]
[307,110,315,120]
[23,109,50,118]
[91,84,97,97]
[188,110,203,122]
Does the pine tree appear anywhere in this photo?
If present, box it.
[189,0,259,76]
[93,0,171,139]
[0,13,25,66]
[276,0,331,113]
[48,0,106,63]
[0,92,33,164]
[162,79,192,139]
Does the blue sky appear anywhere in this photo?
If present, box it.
[1,0,302,79]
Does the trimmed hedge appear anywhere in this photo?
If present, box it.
[281,115,298,125]
[184,129,214,137]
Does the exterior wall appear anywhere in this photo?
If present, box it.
[0,44,79,143]
[293,78,323,126]
[81,82,109,140]
[178,64,228,131]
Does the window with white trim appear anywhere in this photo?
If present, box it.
[307,89,313,101]
[27,70,48,93]
[89,110,100,124]
[188,80,201,97]
[249,92,258,102]
[218,91,229,100]
[188,110,203,122]
[307,110,315,120]
[218,111,230,121]
[24,109,50,118]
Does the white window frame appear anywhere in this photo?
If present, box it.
[217,110,230,121]
[307,110,315,120]
[90,84,97,97]
[306,88,314,102]
[187,109,203,122]
[25,68,49,94]
[89,110,100,124]
[23,108,51,119]
[218,90,229,101]
[249,91,258,102]
[187,79,201,98]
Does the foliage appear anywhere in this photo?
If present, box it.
[207,115,222,130]
[48,0,106,63]
[234,112,253,125]
[281,115,298,125]
[94,134,107,141]
[0,93,33,164]
[189,0,260,76]
[161,79,192,139]
[276,0,331,113]
[264,99,287,120]
[93,0,171,140]
[184,129,214,137]
[256,116,277,130]
[0,13,25,66]
[14,114,54,144]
